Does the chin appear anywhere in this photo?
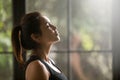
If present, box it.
[55,37,60,42]
[57,36,60,41]
[53,36,60,43]
[49,35,60,44]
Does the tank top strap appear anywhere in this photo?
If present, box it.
[39,59,53,75]
[49,58,63,72]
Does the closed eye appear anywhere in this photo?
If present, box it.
[46,22,50,28]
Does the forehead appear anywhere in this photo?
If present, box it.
[41,16,51,23]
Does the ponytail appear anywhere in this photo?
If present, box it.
[11,25,24,65]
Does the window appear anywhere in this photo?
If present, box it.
[1,0,118,80]
[26,0,112,80]
[70,0,112,80]
[0,0,13,80]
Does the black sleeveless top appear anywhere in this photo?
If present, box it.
[25,55,68,80]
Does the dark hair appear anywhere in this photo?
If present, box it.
[11,12,42,64]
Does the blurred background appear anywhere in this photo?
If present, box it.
[0,0,120,80]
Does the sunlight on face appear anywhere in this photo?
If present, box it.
[43,16,51,23]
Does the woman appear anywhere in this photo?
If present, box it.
[11,12,68,80]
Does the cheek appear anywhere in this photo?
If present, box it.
[41,28,55,42]
[41,32,51,41]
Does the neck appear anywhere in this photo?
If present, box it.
[32,43,52,61]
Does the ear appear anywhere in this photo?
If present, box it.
[31,33,41,43]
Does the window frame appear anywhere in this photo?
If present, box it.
[12,0,25,80]
[112,0,120,80]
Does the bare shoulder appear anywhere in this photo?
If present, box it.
[26,60,50,80]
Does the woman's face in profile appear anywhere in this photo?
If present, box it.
[39,16,60,44]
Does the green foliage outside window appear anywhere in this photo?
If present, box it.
[0,0,13,80]
[0,0,12,52]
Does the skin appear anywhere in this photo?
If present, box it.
[26,16,60,80]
